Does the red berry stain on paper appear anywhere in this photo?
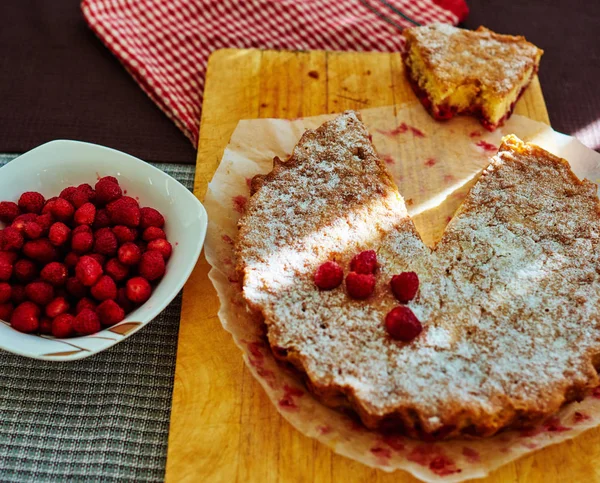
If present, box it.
[370,446,392,463]
[408,444,461,476]
[469,131,482,138]
[232,195,247,213]
[377,123,425,138]
[592,385,600,398]
[424,158,436,167]
[381,434,405,452]
[222,234,234,245]
[462,446,480,463]
[381,154,395,165]
[444,174,457,184]
[543,417,571,433]
[573,411,591,424]
[519,426,544,438]
[475,140,497,152]
[245,177,253,189]
[278,384,304,410]
[317,425,332,435]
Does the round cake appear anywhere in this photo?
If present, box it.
[235,111,600,439]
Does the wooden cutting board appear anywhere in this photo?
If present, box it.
[166,48,600,482]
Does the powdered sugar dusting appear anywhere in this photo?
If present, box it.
[236,113,600,439]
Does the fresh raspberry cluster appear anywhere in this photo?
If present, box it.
[313,250,422,342]
[0,177,172,338]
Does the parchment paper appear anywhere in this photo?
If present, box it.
[203,102,600,482]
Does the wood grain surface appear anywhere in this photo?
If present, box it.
[165,49,600,483]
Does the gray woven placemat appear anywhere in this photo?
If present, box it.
[0,154,195,482]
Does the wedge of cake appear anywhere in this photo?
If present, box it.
[403,24,543,130]
[236,111,600,439]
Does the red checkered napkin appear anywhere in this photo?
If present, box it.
[82,0,468,146]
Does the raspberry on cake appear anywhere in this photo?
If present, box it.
[236,111,600,439]
[403,24,543,130]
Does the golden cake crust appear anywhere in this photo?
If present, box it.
[236,112,600,439]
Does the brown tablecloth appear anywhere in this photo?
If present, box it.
[0,0,598,164]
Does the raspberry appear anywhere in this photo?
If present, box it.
[314,261,343,290]
[1,251,18,264]
[73,308,101,335]
[390,272,419,303]
[59,186,77,203]
[93,227,118,256]
[118,242,141,266]
[105,258,129,282]
[0,282,11,303]
[14,259,38,283]
[345,272,376,299]
[41,199,56,215]
[74,202,96,225]
[51,198,74,222]
[139,207,165,229]
[88,253,106,267]
[147,239,172,260]
[1,226,24,251]
[142,227,166,241]
[64,252,79,269]
[41,262,68,286]
[112,226,137,244]
[97,300,125,326]
[39,317,53,335]
[126,277,152,304]
[116,196,139,208]
[45,297,70,318]
[49,222,71,247]
[75,297,97,314]
[385,306,422,342]
[91,275,117,301]
[23,221,43,240]
[95,178,122,205]
[73,225,92,235]
[66,276,87,298]
[116,287,134,313]
[71,184,95,208]
[10,285,26,305]
[0,201,20,224]
[0,252,14,281]
[139,250,165,281]
[52,313,76,338]
[12,213,38,231]
[93,209,111,229]
[35,213,54,234]
[23,239,58,263]
[10,301,40,333]
[75,255,104,286]
[25,281,54,306]
[0,302,14,321]
[99,176,119,185]
[18,192,45,214]
[350,250,378,274]
[107,198,140,227]
[71,230,94,254]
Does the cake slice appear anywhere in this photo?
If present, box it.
[403,24,543,130]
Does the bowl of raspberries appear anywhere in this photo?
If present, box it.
[0,140,207,360]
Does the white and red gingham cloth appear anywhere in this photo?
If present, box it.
[81,0,468,146]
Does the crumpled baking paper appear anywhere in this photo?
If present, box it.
[203,102,600,482]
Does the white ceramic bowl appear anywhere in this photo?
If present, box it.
[0,140,207,361]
